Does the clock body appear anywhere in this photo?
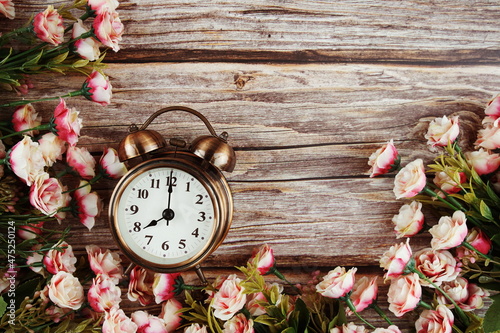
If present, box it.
[109,151,233,272]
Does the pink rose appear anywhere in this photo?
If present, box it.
[128,266,155,306]
[93,8,124,52]
[429,210,468,250]
[102,307,138,333]
[433,170,466,194]
[12,104,41,136]
[53,99,82,146]
[0,0,15,19]
[38,133,66,167]
[372,326,401,333]
[83,71,113,106]
[391,201,424,238]
[211,274,247,320]
[465,148,500,175]
[379,239,412,279]
[17,221,45,240]
[456,227,492,262]
[43,241,77,275]
[86,245,123,284]
[73,181,102,230]
[48,271,84,310]
[30,173,70,217]
[425,115,460,148]
[475,123,500,150]
[26,250,45,275]
[99,147,127,179]
[368,139,399,177]
[484,94,500,119]
[387,273,422,317]
[159,298,183,332]
[152,272,180,304]
[347,276,378,315]
[330,322,367,333]
[316,266,357,299]
[246,291,267,316]
[414,248,459,287]
[66,146,96,179]
[33,6,64,45]
[415,304,454,333]
[87,275,122,312]
[185,324,208,333]
[393,159,427,199]
[437,277,489,311]
[131,311,168,333]
[248,243,275,275]
[8,136,46,186]
[72,19,101,61]
[222,313,254,333]
[88,0,119,14]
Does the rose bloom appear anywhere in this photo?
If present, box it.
[88,0,119,14]
[128,266,155,306]
[413,248,459,287]
[33,5,64,45]
[330,322,367,333]
[83,71,113,106]
[48,271,84,310]
[43,241,77,275]
[316,266,357,299]
[393,159,427,199]
[88,275,122,313]
[102,307,138,333]
[53,98,82,146]
[100,147,127,178]
[372,326,401,333]
[211,274,247,320]
[86,245,123,283]
[160,298,183,332]
[429,210,468,251]
[30,173,70,217]
[153,272,180,304]
[379,239,412,279]
[425,115,460,148]
[185,324,208,333]
[38,133,66,167]
[66,146,96,179]
[8,135,46,186]
[248,243,275,274]
[347,276,378,315]
[93,8,124,52]
[368,139,399,177]
[433,170,466,194]
[392,201,424,238]
[26,245,45,276]
[437,277,489,311]
[465,148,500,176]
[12,104,41,136]
[475,123,500,150]
[73,181,102,230]
[131,311,168,333]
[387,273,422,317]
[223,313,254,333]
[0,0,15,19]
[415,304,454,333]
[72,19,101,61]
[456,227,492,263]
[485,94,500,119]
[17,221,44,241]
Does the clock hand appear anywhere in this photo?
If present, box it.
[144,216,163,229]
[165,169,174,226]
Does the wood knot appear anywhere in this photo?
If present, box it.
[234,74,254,90]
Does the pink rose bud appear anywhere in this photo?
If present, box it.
[475,123,500,150]
[72,19,101,61]
[248,243,275,275]
[484,94,500,119]
[456,227,492,262]
[393,159,427,199]
[102,307,138,333]
[30,173,70,217]
[17,221,45,240]
[53,98,82,147]
[330,322,367,333]
[128,266,155,306]
[160,298,183,332]
[392,201,424,238]
[0,0,15,19]
[48,271,84,310]
[222,313,255,333]
[88,0,119,14]
[387,273,422,317]
[415,304,454,333]
[315,266,357,299]
[73,181,102,230]
[211,274,247,320]
[12,104,41,136]
[93,7,124,52]
[33,5,64,45]
[85,245,123,283]
[66,146,96,180]
[99,147,127,179]
[429,210,468,251]
[437,277,489,312]
[43,241,77,275]
[379,239,412,280]
[465,148,500,175]
[152,272,180,304]
[83,71,113,106]
[433,171,466,194]
[368,139,400,177]
[347,276,378,314]
[413,248,459,287]
[184,324,208,333]
[8,136,46,186]
[131,311,168,333]
[87,275,122,312]
[425,115,460,148]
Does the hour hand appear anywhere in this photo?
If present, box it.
[144,217,162,229]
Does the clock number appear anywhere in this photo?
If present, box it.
[137,189,149,199]
[166,176,177,187]
[150,179,160,189]
[178,239,186,249]
[162,241,169,251]
[195,194,203,204]
[133,222,141,232]
[192,228,199,237]
[186,182,190,192]
[130,205,139,215]
[145,235,153,245]
[198,212,206,222]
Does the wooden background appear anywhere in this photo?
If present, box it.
[2,0,500,331]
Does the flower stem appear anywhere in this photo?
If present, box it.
[422,186,463,211]
[343,296,376,329]
[461,241,500,266]
[0,123,53,140]
[370,303,394,326]
[0,90,84,108]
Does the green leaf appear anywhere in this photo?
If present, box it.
[0,48,12,65]
[14,278,41,307]
[49,51,69,64]
[483,294,500,333]
[0,295,7,318]
[480,200,494,220]
[282,328,296,333]
[294,298,310,333]
[72,59,90,68]
[464,192,477,204]
[23,50,44,68]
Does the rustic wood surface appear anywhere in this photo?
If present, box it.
[2,0,500,331]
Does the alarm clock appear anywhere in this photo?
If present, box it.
[109,106,235,275]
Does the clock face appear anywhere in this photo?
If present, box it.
[114,165,217,268]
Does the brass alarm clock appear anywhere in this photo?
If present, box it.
[109,106,235,274]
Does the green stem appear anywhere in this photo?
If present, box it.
[422,186,463,211]
[269,266,302,294]
[0,123,53,140]
[343,296,376,329]
[461,241,500,265]
[370,303,394,326]
[0,89,84,108]
[418,300,433,310]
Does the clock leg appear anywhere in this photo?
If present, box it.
[194,264,208,286]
